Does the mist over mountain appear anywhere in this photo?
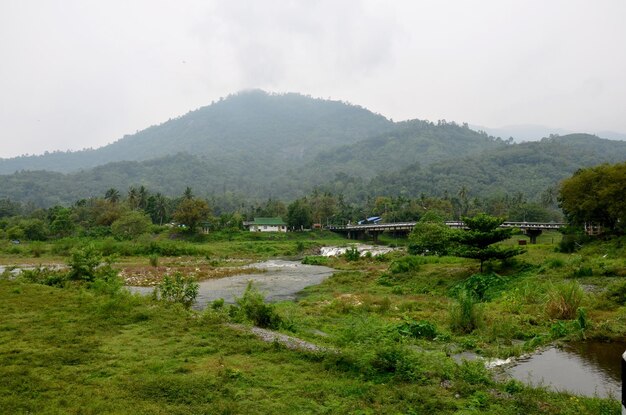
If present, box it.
[1,91,626,207]
[0,90,392,175]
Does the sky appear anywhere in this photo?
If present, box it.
[1,0,625,158]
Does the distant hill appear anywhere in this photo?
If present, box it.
[304,120,505,182]
[2,90,626,208]
[361,134,626,199]
[0,90,392,174]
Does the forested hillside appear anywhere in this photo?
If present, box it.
[304,120,507,181]
[0,90,392,174]
[362,134,626,198]
[1,89,626,208]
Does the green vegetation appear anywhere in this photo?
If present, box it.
[1,91,625,211]
[0,225,624,413]
[154,272,199,308]
[559,161,626,232]
[0,138,625,412]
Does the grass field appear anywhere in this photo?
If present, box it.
[0,230,624,414]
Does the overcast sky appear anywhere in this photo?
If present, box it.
[1,0,625,158]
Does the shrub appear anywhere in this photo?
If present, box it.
[155,272,199,309]
[546,282,584,320]
[231,281,282,329]
[344,246,360,261]
[451,272,505,302]
[450,289,482,333]
[389,256,421,274]
[90,261,124,296]
[571,266,593,278]
[149,254,159,267]
[67,244,102,282]
[397,318,437,339]
[301,256,329,266]
[20,267,68,287]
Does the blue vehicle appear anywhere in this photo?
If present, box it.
[357,216,382,225]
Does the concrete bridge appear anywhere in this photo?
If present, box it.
[327,221,565,244]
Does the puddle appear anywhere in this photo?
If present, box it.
[320,244,395,257]
[128,259,334,310]
[507,342,624,398]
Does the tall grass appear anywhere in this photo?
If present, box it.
[546,281,584,320]
[450,289,483,333]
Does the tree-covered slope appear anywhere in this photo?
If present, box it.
[363,134,626,199]
[0,90,393,174]
[303,120,506,181]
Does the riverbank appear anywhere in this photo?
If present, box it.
[1,231,624,413]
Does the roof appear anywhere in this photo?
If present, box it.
[251,217,287,226]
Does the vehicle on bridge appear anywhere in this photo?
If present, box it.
[357,216,382,225]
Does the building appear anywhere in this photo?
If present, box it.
[246,217,288,232]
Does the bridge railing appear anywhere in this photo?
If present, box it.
[327,221,566,231]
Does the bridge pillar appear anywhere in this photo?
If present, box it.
[370,231,380,243]
[524,229,542,244]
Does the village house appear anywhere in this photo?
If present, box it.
[246,217,288,232]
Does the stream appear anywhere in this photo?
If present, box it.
[506,341,624,398]
[128,259,334,310]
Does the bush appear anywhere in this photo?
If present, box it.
[90,261,124,296]
[450,289,482,333]
[67,244,102,282]
[154,272,199,309]
[571,266,593,278]
[20,267,68,287]
[301,256,329,266]
[451,272,505,302]
[344,246,360,261]
[149,254,159,267]
[546,282,584,320]
[389,256,421,274]
[231,281,282,329]
[397,318,437,339]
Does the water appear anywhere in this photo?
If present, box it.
[128,259,334,310]
[319,244,395,257]
[507,342,624,398]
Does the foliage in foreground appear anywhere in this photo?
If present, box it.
[153,271,199,308]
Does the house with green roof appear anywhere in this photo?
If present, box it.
[246,217,288,232]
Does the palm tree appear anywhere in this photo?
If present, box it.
[128,186,139,210]
[104,188,120,203]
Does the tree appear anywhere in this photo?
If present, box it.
[408,211,455,255]
[127,187,139,210]
[559,162,626,232]
[49,207,75,237]
[451,213,524,272]
[138,185,149,210]
[20,218,48,241]
[147,192,169,225]
[111,211,152,240]
[172,198,211,233]
[104,188,120,203]
[287,198,312,230]
[183,187,194,200]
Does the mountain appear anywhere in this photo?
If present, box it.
[2,90,626,208]
[0,90,393,175]
[303,120,505,182]
[361,134,626,199]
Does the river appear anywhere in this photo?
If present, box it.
[128,259,334,310]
